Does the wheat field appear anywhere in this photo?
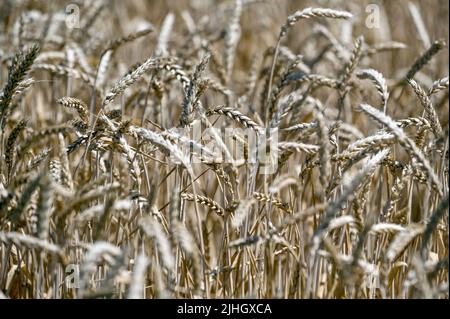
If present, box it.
[0,0,448,299]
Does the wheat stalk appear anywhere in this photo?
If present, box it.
[205,106,262,132]
[408,78,442,137]
[405,40,446,80]
[181,192,225,216]
[428,76,449,96]
[359,103,442,195]
[357,69,389,112]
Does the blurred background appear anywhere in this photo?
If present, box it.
[2,0,448,76]
[1,0,448,125]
